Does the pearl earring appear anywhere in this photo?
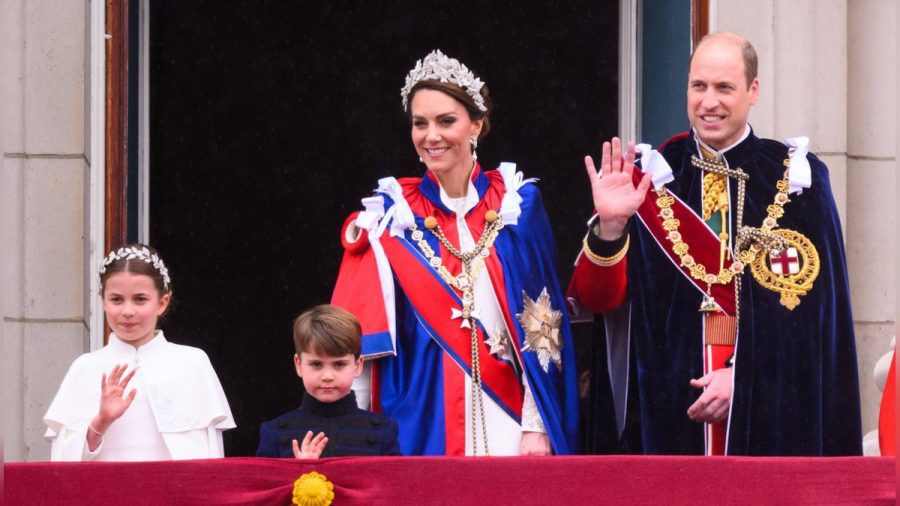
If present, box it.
[469,136,478,161]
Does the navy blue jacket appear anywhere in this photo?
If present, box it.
[256,390,401,457]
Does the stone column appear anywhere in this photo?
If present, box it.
[716,0,848,219]
[846,0,897,437]
[2,0,88,461]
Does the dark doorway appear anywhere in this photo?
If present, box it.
[149,1,619,456]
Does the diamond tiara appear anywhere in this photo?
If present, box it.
[400,50,487,113]
[99,245,171,291]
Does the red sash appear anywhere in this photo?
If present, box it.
[379,235,524,419]
[632,172,737,316]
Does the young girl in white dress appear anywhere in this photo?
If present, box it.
[44,244,235,461]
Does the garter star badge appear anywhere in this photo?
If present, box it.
[749,228,820,310]
[516,288,563,372]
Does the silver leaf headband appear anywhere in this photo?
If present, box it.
[99,246,171,291]
[400,50,487,113]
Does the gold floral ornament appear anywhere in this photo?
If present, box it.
[517,288,563,373]
[292,472,334,506]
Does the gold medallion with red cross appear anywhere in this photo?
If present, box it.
[748,228,820,310]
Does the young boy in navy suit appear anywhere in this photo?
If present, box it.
[256,304,400,458]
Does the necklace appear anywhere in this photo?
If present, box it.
[656,155,792,313]
[408,209,503,455]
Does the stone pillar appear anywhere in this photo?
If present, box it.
[716,0,848,219]
[846,0,896,438]
[2,0,88,461]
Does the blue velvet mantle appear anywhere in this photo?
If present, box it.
[614,130,862,456]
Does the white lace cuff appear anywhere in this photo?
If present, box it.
[521,381,547,433]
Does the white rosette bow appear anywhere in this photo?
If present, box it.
[785,136,812,195]
[376,177,416,238]
[355,177,416,239]
[634,143,675,190]
[497,162,537,226]
[355,196,385,233]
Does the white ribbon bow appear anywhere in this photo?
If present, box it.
[497,162,537,226]
[374,177,416,237]
[355,196,385,232]
[635,143,675,189]
[785,136,812,195]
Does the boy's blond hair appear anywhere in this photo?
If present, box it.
[292,304,362,358]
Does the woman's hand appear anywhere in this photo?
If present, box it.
[520,431,553,456]
[87,363,137,450]
[292,431,329,459]
[585,137,652,240]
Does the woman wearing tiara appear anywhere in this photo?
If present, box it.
[332,50,578,456]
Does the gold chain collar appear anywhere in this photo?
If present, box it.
[407,209,504,456]
[735,159,793,261]
[655,156,792,311]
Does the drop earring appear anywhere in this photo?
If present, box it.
[419,156,423,163]
[469,136,478,161]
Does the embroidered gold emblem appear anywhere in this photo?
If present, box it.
[748,228,820,310]
[517,288,563,373]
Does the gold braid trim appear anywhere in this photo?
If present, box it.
[702,172,727,221]
[583,234,630,267]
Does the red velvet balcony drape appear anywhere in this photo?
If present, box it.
[5,456,894,505]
